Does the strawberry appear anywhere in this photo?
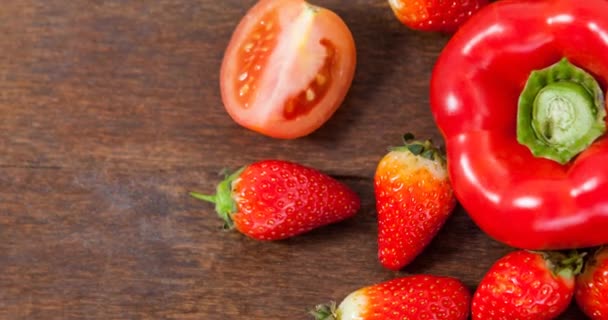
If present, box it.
[575,247,608,320]
[472,250,585,320]
[311,275,471,320]
[374,134,456,270]
[191,160,360,240]
[388,0,489,33]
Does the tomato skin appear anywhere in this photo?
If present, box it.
[220,0,356,139]
[430,0,608,249]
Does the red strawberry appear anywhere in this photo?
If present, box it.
[191,160,360,240]
[575,247,608,319]
[472,250,584,320]
[374,134,456,270]
[388,0,489,33]
[311,275,471,320]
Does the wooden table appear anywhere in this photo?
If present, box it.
[0,1,587,319]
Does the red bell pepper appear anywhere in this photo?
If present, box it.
[430,0,608,249]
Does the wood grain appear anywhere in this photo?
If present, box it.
[0,0,587,319]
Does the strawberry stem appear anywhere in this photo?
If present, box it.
[189,192,217,203]
[310,302,338,320]
[190,167,245,230]
[392,133,446,163]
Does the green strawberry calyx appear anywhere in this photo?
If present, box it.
[391,132,446,164]
[190,167,245,230]
[538,250,586,279]
[310,302,338,320]
[585,246,607,268]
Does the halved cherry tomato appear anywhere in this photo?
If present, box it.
[220,0,357,139]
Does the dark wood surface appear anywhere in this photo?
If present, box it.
[0,1,586,319]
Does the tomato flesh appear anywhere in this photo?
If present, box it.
[283,40,334,120]
[235,10,279,109]
[220,0,356,139]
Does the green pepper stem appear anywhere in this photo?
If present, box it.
[517,58,606,164]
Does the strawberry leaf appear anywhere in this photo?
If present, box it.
[309,302,338,320]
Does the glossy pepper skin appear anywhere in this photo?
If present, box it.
[430,0,608,249]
